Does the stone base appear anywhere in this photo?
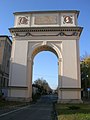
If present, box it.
[57,99,83,104]
[6,97,32,102]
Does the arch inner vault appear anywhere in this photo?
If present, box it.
[8,10,83,103]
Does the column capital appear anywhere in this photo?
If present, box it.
[27,57,34,65]
[27,57,32,62]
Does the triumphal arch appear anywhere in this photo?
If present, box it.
[8,10,83,103]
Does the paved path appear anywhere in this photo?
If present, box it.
[0,95,57,120]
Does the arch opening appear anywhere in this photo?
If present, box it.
[31,45,59,96]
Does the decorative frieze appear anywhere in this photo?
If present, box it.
[11,31,79,37]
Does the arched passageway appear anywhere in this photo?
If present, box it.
[27,45,60,100]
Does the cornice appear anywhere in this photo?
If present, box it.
[9,26,83,32]
[14,10,79,14]
[9,27,83,37]
[0,35,12,44]
[14,10,79,17]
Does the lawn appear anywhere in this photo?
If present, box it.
[55,103,90,120]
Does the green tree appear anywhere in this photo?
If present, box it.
[34,78,52,94]
[81,56,90,98]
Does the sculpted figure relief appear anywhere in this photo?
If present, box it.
[18,16,29,25]
[63,15,73,24]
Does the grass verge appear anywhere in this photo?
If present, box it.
[0,99,27,108]
[55,103,90,120]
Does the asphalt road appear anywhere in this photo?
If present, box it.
[0,94,57,120]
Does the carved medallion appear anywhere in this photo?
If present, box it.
[18,16,29,25]
[63,15,73,24]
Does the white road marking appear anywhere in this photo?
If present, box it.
[0,105,30,117]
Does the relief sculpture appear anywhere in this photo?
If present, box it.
[18,16,29,25]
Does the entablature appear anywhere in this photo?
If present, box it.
[9,26,83,38]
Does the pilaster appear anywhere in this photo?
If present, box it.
[27,57,33,101]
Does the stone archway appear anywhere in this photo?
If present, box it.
[8,10,83,103]
[27,44,60,101]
